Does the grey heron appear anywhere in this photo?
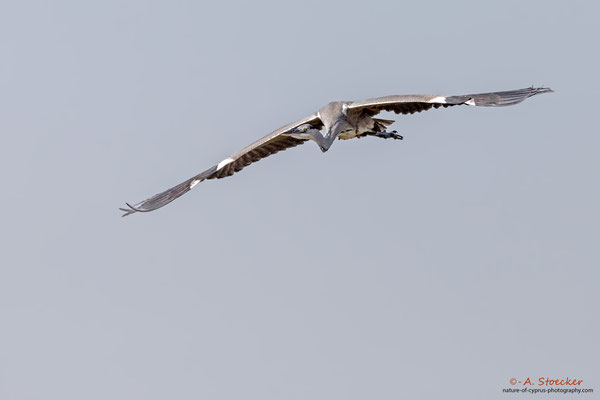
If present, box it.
[120,86,552,217]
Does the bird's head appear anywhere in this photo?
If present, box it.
[286,124,314,134]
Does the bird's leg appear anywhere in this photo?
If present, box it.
[361,130,403,140]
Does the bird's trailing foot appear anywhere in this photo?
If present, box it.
[361,130,403,140]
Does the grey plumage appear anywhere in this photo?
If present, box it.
[120,86,552,217]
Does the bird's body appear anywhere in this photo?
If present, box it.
[121,87,552,216]
[287,101,375,140]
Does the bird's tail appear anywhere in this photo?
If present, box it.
[373,118,395,131]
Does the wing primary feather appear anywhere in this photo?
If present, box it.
[446,87,553,107]
[120,165,218,217]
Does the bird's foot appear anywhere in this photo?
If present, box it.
[387,130,403,140]
[367,130,403,140]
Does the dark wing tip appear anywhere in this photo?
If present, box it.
[119,180,194,217]
[496,86,554,105]
[119,165,219,217]
[119,203,144,217]
[447,86,554,107]
[529,86,554,95]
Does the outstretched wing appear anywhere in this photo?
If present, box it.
[347,87,553,116]
[120,113,323,217]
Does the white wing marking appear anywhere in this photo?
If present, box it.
[217,157,234,170]
[428,96,447,104]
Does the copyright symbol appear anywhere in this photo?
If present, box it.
[510,378,517,385]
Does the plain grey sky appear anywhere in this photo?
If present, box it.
[1,0,598,399]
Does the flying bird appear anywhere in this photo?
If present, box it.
[120,86,552,216]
